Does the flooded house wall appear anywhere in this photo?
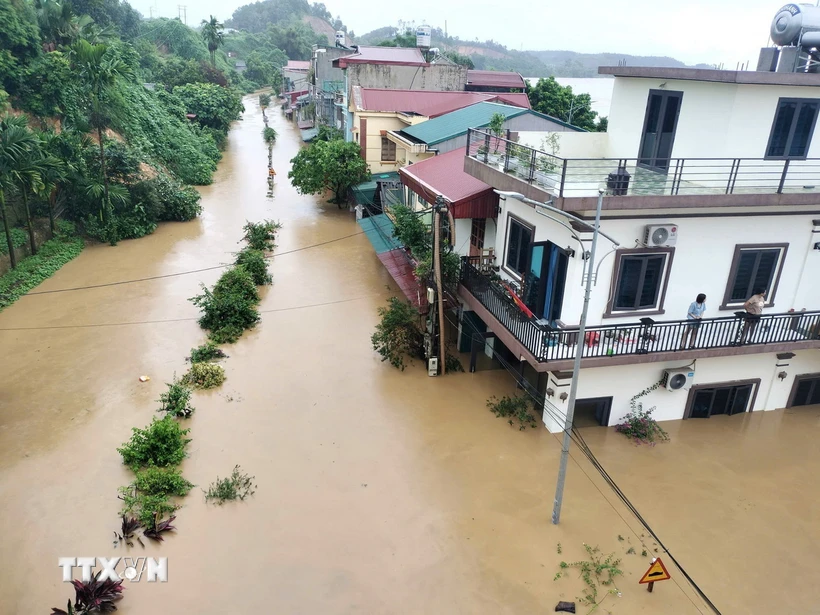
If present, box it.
[542,348,820,428]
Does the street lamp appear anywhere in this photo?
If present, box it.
[494,189,619,524]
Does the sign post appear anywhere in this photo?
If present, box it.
[638,557,671,593]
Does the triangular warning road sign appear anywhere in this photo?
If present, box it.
[639,557,671,584]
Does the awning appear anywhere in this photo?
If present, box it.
[300,128,319,142]
[357,213,401,254]
[297,120,314,129]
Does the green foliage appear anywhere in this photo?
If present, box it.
[182,362,227,389]
[204,465,257,504]
[259,93,271,108]
[201,15,225,66]
[413,249,461,288]
[120,467,194,526]
[487,395,538,430]
[173,82,244,133]
[129,173,203,222]
[526,77,606,131]
[14,51,84,123]
[445,353,464,373]
[616,379,669,444]
[288,138,370,205]
[554,544,623,608]
[226,0,314,33]
[157,377,195,418]
[139,18,209,62]
[0,231,83,311]
[0,226,26,255]
[189,341,228,363]
[390,204,429,255]
[487,112,506,137]
[0,0,40,93]
[262,126,277,144]
[190,265,260,343]
[117,416,191,471]
[246,51,280,86]
[371,296,423,370]
[442,50,474,69]
[235,247,271,285]
[314,124,343,142]
[242,219,281,251]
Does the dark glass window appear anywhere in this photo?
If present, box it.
[470,218,486,249]
[614,254,666,311]
[505,218,532,276]
[766,99,819,159]
[380,137,396,162]
[728,248,781,303]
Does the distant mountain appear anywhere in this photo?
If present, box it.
[526,50,713,77]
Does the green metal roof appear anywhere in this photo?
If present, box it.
[358,214,402,254]
[398,102,583,146]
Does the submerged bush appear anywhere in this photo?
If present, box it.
[117,416,191,471]
[234,247,271,285]
[242,219,281,251]
[205,465,257,504]
[189,341,228,363]
[120,467,194,526]
[370,296,423,370]
[487,395,538,431]
[182,362,226,389]
[189,266,260,343]
[157,378,194,418]
[615,407,669,445]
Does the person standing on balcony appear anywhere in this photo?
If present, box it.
[740,289,766,343]
[681,293,707,349]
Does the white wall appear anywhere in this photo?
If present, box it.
[494,197,820,327]
[607,77,820,160]
[540,349,820,431]
[517,130,609,159]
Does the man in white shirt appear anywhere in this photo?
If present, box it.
[740,288,766,343]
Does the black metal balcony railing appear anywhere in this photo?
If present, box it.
[460,260,820,362]
[466,128,820,198]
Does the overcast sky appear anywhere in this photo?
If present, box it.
[132,0,780,67]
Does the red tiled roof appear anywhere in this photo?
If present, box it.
[377,249,428,312]
[285,89,309,103]
[466,70,526,89]
[399,148,498,219]
[285,60,311,71]
[356,88,530,117]
[335,46,426,68]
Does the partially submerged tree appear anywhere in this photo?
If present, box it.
[288,138,370,206]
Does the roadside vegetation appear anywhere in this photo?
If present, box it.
[205,465,257,504]
[487,395,539,430]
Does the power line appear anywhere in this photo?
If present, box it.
[22,231,365,297]
[446,310,719,614]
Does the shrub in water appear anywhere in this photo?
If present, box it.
[370,296,423,370]
[119,467,194,526]
[182,362,226,389]
[205,465,257,504]
[189,266,260,343]
[615,407,669,445]
[117,416,191,471]
[242,219,281,251]
[234,247,271,285]
[487,395,538,430]
[189,341,227,363]
[157,377,194,418]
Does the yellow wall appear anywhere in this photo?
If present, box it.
[352,111,433,174]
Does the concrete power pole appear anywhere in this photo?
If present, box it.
[433,196,447,375]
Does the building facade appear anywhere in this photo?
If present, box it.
[458,66,820,430]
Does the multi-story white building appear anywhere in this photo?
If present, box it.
[458,64,820,429]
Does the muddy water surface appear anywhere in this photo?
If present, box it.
[1,95,723,614]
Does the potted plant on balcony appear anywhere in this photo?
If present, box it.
[533,133,562,191]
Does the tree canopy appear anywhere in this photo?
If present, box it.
[288,138,370,205]
[526,77,607,132]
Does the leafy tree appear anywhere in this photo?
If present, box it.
[245,51,279,86]
[377,29,417,48]
[173,82,244,133]
[0,0,41,93]
[0,114,41,267]
[442,50,474,69]
[226,0,312,33]
[200,15,224,67]
[267,20,326,60]
[525,77,606,132]
[13,148,46,255]
[71,39,133,223]
[288,138,370,206]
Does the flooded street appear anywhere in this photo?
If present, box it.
[0,93,813,614]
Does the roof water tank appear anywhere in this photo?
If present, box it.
[771,3,820,46]
[416,25,432,48]
[335,30,345,46]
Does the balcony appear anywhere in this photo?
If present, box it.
[464,128,820,210]
[459,259,820,370]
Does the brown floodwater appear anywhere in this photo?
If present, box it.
[2,93,813,614]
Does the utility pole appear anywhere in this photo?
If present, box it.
[178,5,187,25]
[552,188,605,525]
[433,195,447,375]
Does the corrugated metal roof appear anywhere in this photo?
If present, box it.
[358,213,402,254]
[399,148,497,219]
[285,60,311,71]
[356,88,531,117]
[466,70,526,89]
[398,102,528,145]
[335,46,426,67]
[377,249,428,312]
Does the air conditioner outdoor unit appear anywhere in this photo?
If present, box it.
[428,357,439,377]
[644,224,678,247]
[664,367,694,391]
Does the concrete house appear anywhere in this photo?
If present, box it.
[350,88,531,174]
[465,69,527,93]
[457,64,820,430]
[282,60,310,93]
[310,44,351,129]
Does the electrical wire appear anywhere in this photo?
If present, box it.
[445,309,719,614]
[22,231,365,297]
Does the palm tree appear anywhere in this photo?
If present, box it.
[71,40,132,224]
[38,132,74,237]
[0,116,42,269]
[13,154,46,255]
[201,16,224,67]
